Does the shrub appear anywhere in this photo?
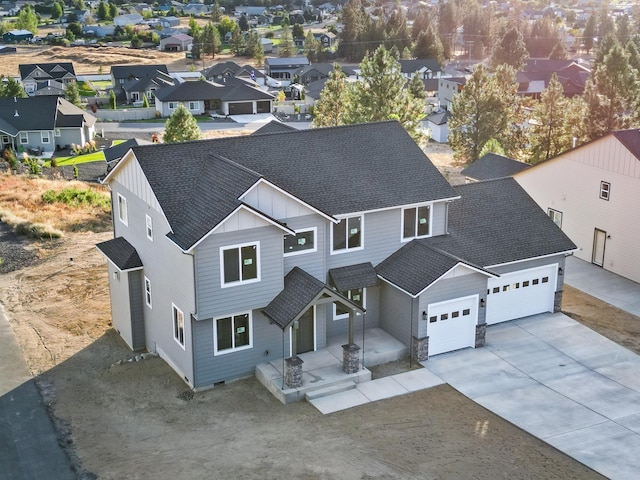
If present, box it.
[14,221,63,239]
[41,187,110,209]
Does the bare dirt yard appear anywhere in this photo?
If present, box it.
[0,169,629,479]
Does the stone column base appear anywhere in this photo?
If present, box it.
[412,336,429,362]
[554,290,563,313]
[284,356,303,388]
[475,323,486,348]
[342,343,360,374]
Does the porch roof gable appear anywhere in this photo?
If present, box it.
[96,237,143,271]
[328,262,378,292]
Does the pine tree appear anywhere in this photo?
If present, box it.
[448,64,507,163]
[164,104,202,143]
[339,0,368,61]
[413,24,444,66]
[583,15,597,53]
[278,23,295,57]
[97,1,108,21]
[211,1,223,23]
[0,76,27,98]
[312,64,352,128]
[490,27,529,71]
[548,41,568,60]
[528,73,569,164]
[230,28,245,56]
[65,82,82,108]
[202,22,220,58]
[245,30,264,64]
[304,31,321,63]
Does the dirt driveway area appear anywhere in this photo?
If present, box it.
[0,226,611,480]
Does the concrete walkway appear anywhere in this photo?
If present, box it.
[565,256,640,317]
[422,313,640,480]
[0,306,75,480]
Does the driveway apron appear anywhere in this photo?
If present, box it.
[422,313,640,480]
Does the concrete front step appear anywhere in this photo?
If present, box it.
[305,380,357,401]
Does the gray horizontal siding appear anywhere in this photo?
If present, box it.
[379,283,415,346]
[325,285,380,339]
[282,215,326,281]
[490,255,565,291]
[128,270,146,350]
[195,226,284,319]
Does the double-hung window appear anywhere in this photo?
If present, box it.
[548,208,562,228]
[117,193,128,225]
[19,132,28,144]
[402,205,431,240]
[41,132,50,144]
[188,101,198,111]
[334,288,365,320]
[214,312,252,354]
[283,228,316,256]
[173,304,185,348]
[145,214,153,241]
[220,242,259,286]
[332,216,362,253]
[144,276,152,308]
[168,101,178,110]
[600,181,610,201]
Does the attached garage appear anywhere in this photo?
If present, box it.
[256,100,271,113]
[427,295,478,356]
[486,264,558,325]
[228,102,253,115]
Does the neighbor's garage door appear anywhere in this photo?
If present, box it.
[256,100,271,113]
[427,295,478,356]
[486,264,557,325]
[228,102,253,115]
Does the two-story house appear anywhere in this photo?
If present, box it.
[97,121,575,396]
[19,62,77,96]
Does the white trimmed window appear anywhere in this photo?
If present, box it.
[117,193,128,225]
[188,101,198,111]
[283,227,316,256]
[402,205,431,240]
[600,181,610,201]
[334,288,365,320]
[20,132,28,144]
[214,312,252,355]
[220,242,260,287]
[145,214,153,241]
[54,129,61,137]
[168,101,178,110]
[548,208,562,228]
[144,276,152,308]
[332,216,363,253]
[41,131,50,144]
[173,304,185,348]
[131,92,140,102]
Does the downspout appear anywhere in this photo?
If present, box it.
[182,249,197,387]
[362,312,365,369]
[409,297,414,368]
[281,329,285,390]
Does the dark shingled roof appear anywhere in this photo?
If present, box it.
[376,242,491,296]
[252,120,297,135]
[104,138,153,164]
[111,64,169,81]
[263,267,362,329]
[424,177,577,267]
[426,110,451,126]
[461,153,531,181]
[613,129,640,161]
[329,262,378,292]
[19,62,75,81]
[399,59,442,74]
[126,121,457,250]
[0,96,95,134]
[154,78,273,102]
[96,237,143,271]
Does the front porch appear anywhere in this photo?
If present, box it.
[255,327,409,404]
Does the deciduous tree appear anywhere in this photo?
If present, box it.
[164,104,202,143]
[16,5,38,34]
[0,76,27,98]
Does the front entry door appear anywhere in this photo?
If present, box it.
[296,308,315,355]
[592,228,606,267]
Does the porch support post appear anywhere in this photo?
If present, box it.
[348,310,354,345]
[342,343,360,374]
[284,356,303,388]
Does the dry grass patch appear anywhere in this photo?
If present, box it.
[0,174,111,234]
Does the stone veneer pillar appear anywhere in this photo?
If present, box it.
[342,344,360,374]
[412,336,429,362]
[284,356,303,388]
[475,323,486,348]
[554,290,563,313]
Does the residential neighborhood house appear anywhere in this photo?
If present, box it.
[515,129,640,284]
[19,62,77,96]
[110,64,173,103]
[97,121,576,399]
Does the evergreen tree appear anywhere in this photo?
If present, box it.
[202,22,220,58]
[348,46,426,144]
[437,0,457,60]
[164,104,202,143]
[278,23,295,57]
[16,5,38,33]
[97,1,109,21]
[385,8,411,53]
[411,9,432,42]
[479,139,505,158]
[583,15,597,53]
[211,1,223,23]
[0,76,27,98]
[304,31,321,63]
[312,64,352,127]
[490,27,529,71]
[493,64,527,159]
[528,73,569,164]
[230,28,245,56]
[526,17,561,58]
[413,24,444,65]
[245,30,264,64]
[109,89,116,109]
[238,14,249,32]
[108,2,117,20]
[142,94,149,108]
[448,64,507,163]
[548,41,568,60]
[339,0,368,61]
[584,43,638,139]
[616,14,631,46]
[65,81,82,108]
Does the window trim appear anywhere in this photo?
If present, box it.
[283,227,317,257]
[41,131,50,144]
[401,204,432,242]
[117,193,128,226]
[19,132,28,144]
[168,101,178,110]
[54,128,61,137]
[219,241,261,287]
[330,215,364,254]
[599,181,610,201]
[145,214,153,241]
[548,208,562,228]
[213,311,253,355]
[144,276,152,308]
[333,288,366,320]
[188,101,198,111]
[172,304,185,349]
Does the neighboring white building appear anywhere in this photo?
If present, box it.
[114,13,144,26]
[515,130,640,284]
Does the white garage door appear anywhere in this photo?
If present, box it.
[486,264,558,325]
[427,295,478,356]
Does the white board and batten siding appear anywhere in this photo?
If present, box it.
[111,154,162,213]
[240,180,321,221]
[515,135,640,283]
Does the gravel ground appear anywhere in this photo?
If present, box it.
[0,223,41,274]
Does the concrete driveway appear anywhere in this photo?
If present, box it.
[422,313,640,480]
